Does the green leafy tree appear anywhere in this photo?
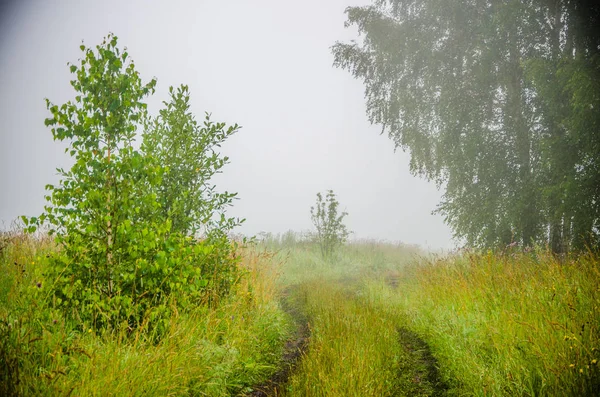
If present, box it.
[310,190,350,258]
[24,34,242,334]
[141,85,242,237]
[332,0,600,252]
[141,85,244,297]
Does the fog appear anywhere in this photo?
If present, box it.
[0,0,454,250]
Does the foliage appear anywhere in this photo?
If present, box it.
[382,249,600,395]
[24,34,241,333]
[310,190,350,258]
[0,233,289,396]
[332,0,600,252]
[142,85,242,236]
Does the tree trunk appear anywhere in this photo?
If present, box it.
[507,23,536,246]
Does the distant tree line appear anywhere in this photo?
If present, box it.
[333,0,600,253]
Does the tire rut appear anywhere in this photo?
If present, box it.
[246,288,310,396]
[394,327,448,396]
[248,277,448,396]
[387,274,448,396]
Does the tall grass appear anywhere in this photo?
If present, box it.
[282,279,442,396]
[8,230,596,396]
[377,249,600,396]
[273,236,599,396]
[0,232,290,396]
[283,279,399,395]
[259,231,423,285]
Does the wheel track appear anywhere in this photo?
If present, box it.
[246,287,310,396]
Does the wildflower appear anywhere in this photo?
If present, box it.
[580,369,584,374]
[88,328,92,333]
[592,359,597,365]
[569,364,575,368]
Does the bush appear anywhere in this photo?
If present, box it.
[26,33,242,335]
[0,234,289,395]
[310,190,349,258]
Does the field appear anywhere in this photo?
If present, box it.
[0,231,289,396]
[263,233,600,396]
[3,3,600,396]
[2,231,599,396]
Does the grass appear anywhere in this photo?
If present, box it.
[0,231,291,396]
[264,233,600,396]
[259,231,422,285]
[258,232,443,396]
[4,229,599,396]
[282,279,443,396]
[378,249,600,396]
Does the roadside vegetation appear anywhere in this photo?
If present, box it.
[380,249,600,396]
[260,232,600,396]
[4,227,599,396]
[0,230,289,396]
[0,34,291,396]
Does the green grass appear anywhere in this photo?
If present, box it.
[258,233,442,396]
[378,249,600,396]
[259,231,423,285]
[4,230,599,396]
[282,279,443,396]
[1,232,291,396]
[267,234,600,396]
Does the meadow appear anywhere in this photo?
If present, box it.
[0,230,289,396]
[263,232,600,396]
[2,229,599,396]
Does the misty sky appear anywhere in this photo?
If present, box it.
[0,0,454,249]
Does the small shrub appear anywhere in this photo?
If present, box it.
[142,85,241,236]
[310,190,349,259]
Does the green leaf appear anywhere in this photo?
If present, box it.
[31,33,244,336]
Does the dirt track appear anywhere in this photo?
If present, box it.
[246,288,310,396]
[247,278,447,396]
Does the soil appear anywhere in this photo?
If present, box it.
[395,327,449,396]
[246,289,310,397]
[247,277,448,396]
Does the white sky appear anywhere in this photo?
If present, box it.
[0,0,454,250]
